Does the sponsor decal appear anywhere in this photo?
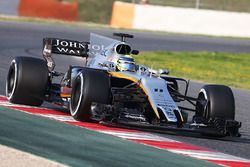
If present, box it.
[43,38,88,57]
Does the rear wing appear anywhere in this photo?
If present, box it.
[43,38,89,57]
[42,38,89,71]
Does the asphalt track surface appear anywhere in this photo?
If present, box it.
[0,106,218,167]
[0,21,250,160]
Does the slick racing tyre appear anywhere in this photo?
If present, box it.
[195,85,235,122]
[6,57,48,106]
[70,68,110,121]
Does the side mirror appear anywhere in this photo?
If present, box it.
[158,69,169,75]
[131,50,139,55]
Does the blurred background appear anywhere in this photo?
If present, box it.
[1,0,250,24]
[50,0,250,24]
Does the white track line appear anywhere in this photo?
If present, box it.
[100,130,180,142]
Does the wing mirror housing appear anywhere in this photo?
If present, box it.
[158,69,169,75]
[131,50,139,55]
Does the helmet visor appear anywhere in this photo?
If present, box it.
[118,57,135,63]
[119,63,136,72]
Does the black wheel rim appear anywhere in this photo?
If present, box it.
[196,93,208,118]
[71,75,84,112]
[7,64,16,97]
[71,81,81,111]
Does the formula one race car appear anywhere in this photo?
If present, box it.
[6,33,241,137]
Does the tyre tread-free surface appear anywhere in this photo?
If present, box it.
[6,56,48,106]
[70,68,110,121]
[197,84,235,120]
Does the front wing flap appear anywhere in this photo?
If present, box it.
[100,119,241,137]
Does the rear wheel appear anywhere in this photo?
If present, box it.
[70,68,110,121]
[195,85,235,122]
[6,57,48,106]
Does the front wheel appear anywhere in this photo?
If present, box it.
[195,84,235,122]
[70,68,110,121]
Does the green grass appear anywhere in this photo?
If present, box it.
[0,14,110,28]
[134,51,250,89]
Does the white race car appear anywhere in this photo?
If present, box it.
[6,33,241,137]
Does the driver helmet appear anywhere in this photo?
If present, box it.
[116,55,136,72]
